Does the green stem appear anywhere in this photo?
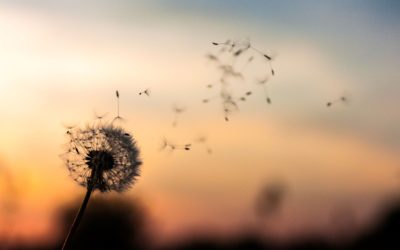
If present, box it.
[61,183,94,250]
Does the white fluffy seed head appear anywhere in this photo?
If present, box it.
[62,123,141,192]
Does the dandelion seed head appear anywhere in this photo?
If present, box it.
[62,123,141,192]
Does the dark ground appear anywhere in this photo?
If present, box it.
[2,198,400,250]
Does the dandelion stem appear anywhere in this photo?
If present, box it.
[61,183,94,250]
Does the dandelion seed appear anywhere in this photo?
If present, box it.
[63,123,77,138]
[207,38,277,121]
[61,123,141,249]
[159,137,192,152]
[159,137,169,151]
[228,42,236,52]
[115,90,121,120]
[237,91,252,102]
[263,54,272,60]
[241,56,254,72]
[112,90,126,124]
[93,110,108,121]
[219,47,227,53]
[233,40,250,57]
[256,76,273,104]
[112,116,125,125]
[219,91,239,121]
[206,84,214,89]
[257,76,269,85]
[139,88,151,96]
[62,123,76,136]
[219,65,243,79]
[206,53,219,62]
[62,123,76,130]
[202,94,219,104]
[173,106,185,114]
[247,42,272,61]
[245,42,276,76]
[326,94,350,108]
[195,136,213,154]
[234,49,244,57]
[212,40,231,47]
[262,55,275,76]
[222,94,238,111]
[172,104,186,127]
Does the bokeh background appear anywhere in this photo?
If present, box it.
[1,0,400,249]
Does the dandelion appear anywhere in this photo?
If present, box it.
[61,123,141,249]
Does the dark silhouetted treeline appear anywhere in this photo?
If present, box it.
[2,199,400,250]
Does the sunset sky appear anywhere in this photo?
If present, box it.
[0,0,400,246]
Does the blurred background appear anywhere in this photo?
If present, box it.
[0,0,400,249]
